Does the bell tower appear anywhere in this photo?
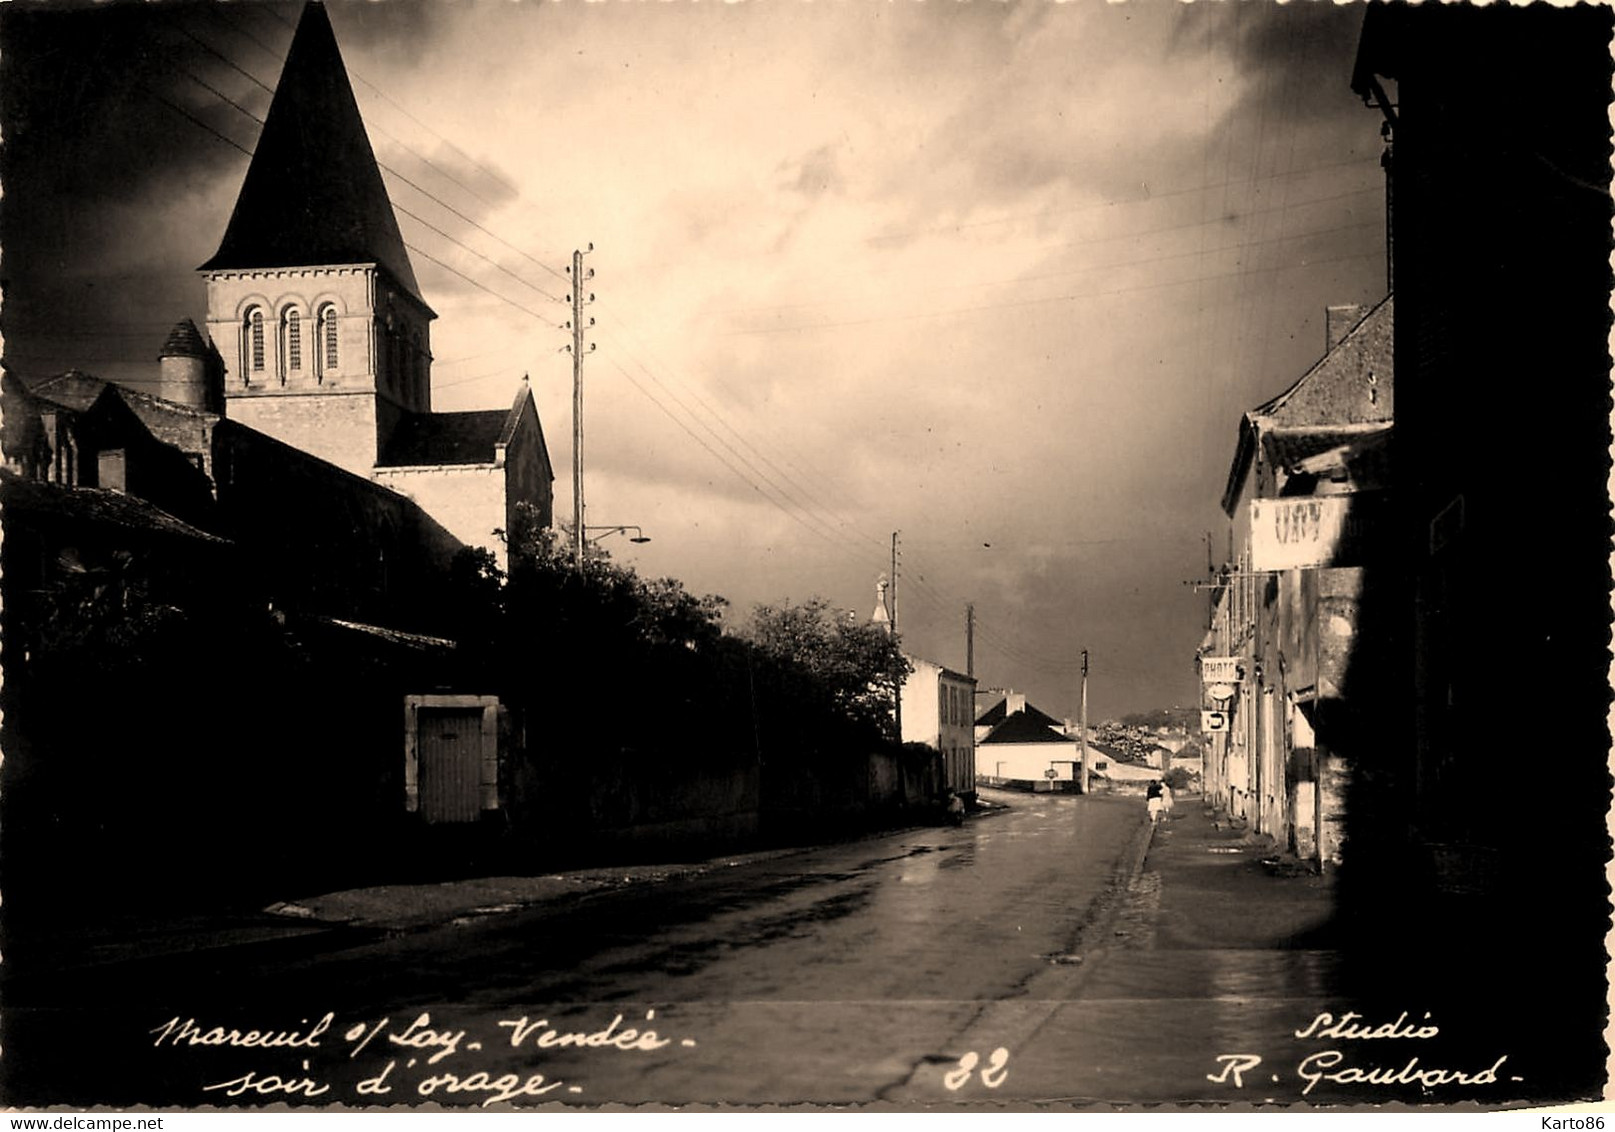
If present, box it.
[198,2,433,476]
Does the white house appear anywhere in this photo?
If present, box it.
[900,655,977,800]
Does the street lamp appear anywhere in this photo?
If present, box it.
[584,524,651,546]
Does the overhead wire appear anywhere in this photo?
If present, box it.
[721,246,1381,337]
[860,152,1382,247]
[143,33,865,562]
[132,9,1379,681]
[158,56,562,322]
[253,3,526,203]
[721,211,1381,323]
[195,8,565,303]
[594,301,891,558]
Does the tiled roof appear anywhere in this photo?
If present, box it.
[24,370,219,425]
[1261,423,1392,472]
[980,711,1072,745]
[377,409,508,467]
[26,370,110,412]
[974,698,1062,730]
[1221,294,1394,516]
[197,3,425,307]
[159,319,209,359]
[0,471,228,543]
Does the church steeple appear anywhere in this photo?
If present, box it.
[199,1,423,307]
[199,1,435,477]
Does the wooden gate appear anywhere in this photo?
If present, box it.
[417,706,485,823]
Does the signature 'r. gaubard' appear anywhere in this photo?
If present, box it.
[1208,1010,1514,1097]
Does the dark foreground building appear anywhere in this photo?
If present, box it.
[1348,2,1611,1099]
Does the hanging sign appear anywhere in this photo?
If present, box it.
[1201,657,1243,683]
[1249,494,1382,571]
[1201,710,1229,734]
[1205,683,1236,702]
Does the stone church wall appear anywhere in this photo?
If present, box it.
[372,462,508,566]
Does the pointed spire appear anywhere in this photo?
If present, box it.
[199,2,425,306]
[871,574,892,633]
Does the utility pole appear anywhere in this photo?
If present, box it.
[890,530,902,742]
[567,245,596,567]
[965,603,975,678]
[889,531,900,637]
[1079,649,1090,795]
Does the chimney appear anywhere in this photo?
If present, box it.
[1006,692,1026,716]
[1325,305,1369,353]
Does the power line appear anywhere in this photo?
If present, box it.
[209,6,502,215]
[160,60,564,323]
[596,302,887,556]
[166,20,275,96]
[139,83,253,158]
[723,212,1381,322]
[194,8,565,303]
[133,11,1379,687]
[403,241,552,322]
[723,246,1381,337]
[256,2,526,205]
[599,353,872,559]
[861,154,1382,246]
[118,19,1064,678]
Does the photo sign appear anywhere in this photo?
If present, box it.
[1200,657,1243,684]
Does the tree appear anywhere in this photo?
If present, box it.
[740,597,910,742]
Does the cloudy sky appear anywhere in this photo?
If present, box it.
[0,0,1388,721]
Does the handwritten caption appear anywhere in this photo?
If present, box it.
[150,1009,699,1105]
[1207,1010,1516,1098]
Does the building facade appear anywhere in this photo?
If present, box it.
[1202,296,1393,865]
[898,656,977,800]
[1346,6,1610,1078]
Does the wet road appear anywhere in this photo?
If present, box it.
[6,791,1153,1109]
[11,788,1580,1109]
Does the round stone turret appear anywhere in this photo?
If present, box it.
[157,319,224,412]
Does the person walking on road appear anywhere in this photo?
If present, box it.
[1160,779,1175,818]
[1146,778,1164,822]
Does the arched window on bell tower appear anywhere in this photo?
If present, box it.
[383,315,398,393]
[411,329,427,408]
[281,307,302,383]
[243,306,266,383]
[317,303,338,381]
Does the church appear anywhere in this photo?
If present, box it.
[3,1,554,625]
[0,3,558,899]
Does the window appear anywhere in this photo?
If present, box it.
[245,308,266,375]
[283,308,301,378]
[385,317,398,389]
[319,304,339,376]
[412,330,427,404]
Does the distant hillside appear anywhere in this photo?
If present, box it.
[1116,706,1198,731]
